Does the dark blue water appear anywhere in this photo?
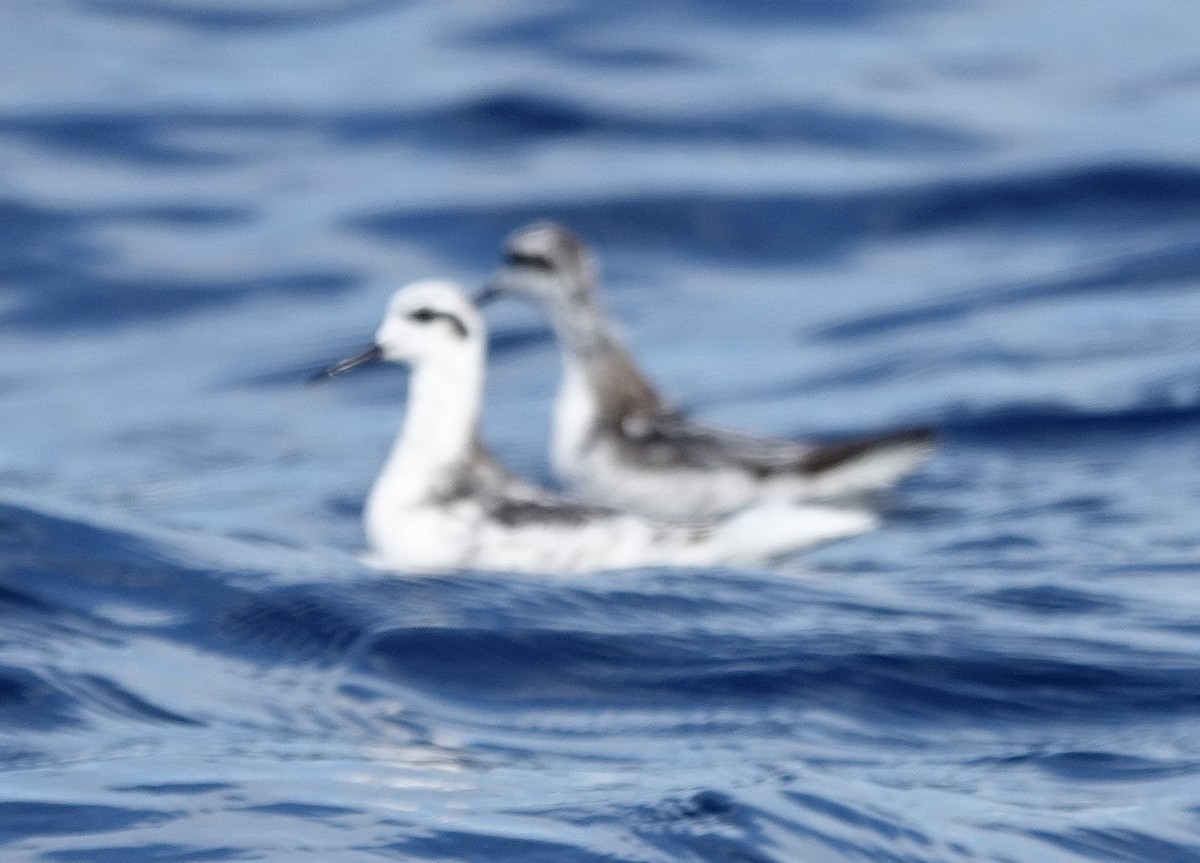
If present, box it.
[4,1,1200,860]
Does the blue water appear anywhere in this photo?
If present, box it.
[3,1,1200,860]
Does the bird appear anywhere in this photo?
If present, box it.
[480,221,935,522]
[314,279,875,574]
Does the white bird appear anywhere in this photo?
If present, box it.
[316,280,875,574]
[482,222,935,522]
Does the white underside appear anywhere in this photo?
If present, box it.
[364,487,874,575]
[552,369,931,522]
[355,328,879,576]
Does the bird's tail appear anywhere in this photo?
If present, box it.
[707,501,877,564]
[800,426,936,496]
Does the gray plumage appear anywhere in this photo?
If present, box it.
[486,222,934,520]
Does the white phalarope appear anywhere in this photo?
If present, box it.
[316,280,875,574]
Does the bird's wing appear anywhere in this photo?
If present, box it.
[613,408,810,472]
[468,447,620,528]
[617,410,935,478]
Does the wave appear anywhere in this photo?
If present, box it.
[0,97,980,166]
[0,199,356,329]
[333,93,984,154]
[351,161,1200,266]
[79,0,401,32]
[359,622,1199,724]
[813,236,1200,342]
[941,400,1200,442]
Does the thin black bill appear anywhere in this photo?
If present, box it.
[473,283,500,306]
[310,344,383,383]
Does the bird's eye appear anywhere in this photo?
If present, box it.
[405,307,468,338]
[504,250,555,272]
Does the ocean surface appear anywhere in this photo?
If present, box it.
[4,1,1200,860]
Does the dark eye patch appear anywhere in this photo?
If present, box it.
[504,250,556,272]
[408,307,468,339]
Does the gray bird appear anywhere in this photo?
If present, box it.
[482,222,935,522]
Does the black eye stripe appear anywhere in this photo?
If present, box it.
[407,307,468,339]
[504,250,556,272]
[438,311,468,339]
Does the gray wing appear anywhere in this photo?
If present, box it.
[615,409,935,478]
[462,446,622,528]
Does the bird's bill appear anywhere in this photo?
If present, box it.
[475,264,531,305]
[311,344,383,382]
[473,282,501,306]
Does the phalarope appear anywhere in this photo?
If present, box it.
[481,223,935,522]
[316,280,875,573]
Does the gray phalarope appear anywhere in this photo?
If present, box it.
[482,223,935,522]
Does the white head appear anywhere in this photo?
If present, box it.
[375,280,483,364]
[317,279,485,379]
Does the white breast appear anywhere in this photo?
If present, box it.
[364,493,477,572]
[550,360,597,486]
